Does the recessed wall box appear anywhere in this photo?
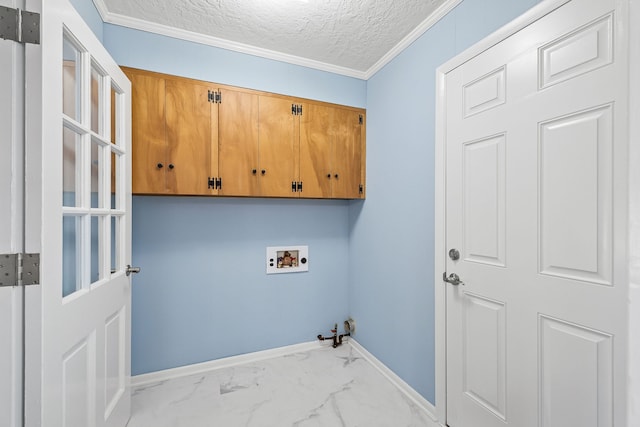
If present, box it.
[266,246,309,274]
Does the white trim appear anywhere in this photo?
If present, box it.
[363,0,463,79]
[433,0,589,425]
[627,0,640,423]
[349,340,440,427]
[92,0,462,80]
[131,341,322,387]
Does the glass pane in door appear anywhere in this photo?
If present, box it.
[63,127,79,207]
[62,36,81,122]
[111,215,119,274]
[91,139,101,208]
[91,215,102,284]
[62,215,79,297]
[91,65,102,134]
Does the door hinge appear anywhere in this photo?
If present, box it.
[0,6,40,45]
[208,177,223,190]
[359,184,364,194]
[291,181,303,192]
[359,114,363,125]
[292,104,303,115]
[0,253,40,287]
[208,90,222,103]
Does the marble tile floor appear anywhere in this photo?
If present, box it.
[126,343,433,427]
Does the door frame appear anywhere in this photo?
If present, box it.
[433,0,637,425]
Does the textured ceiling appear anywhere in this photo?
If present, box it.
[96,0,455,78]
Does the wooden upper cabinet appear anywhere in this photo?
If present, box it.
[124,67,365,199]
[126,69,167,194]
[125,67,218,195]
[300,103,364,199]
[218,89,259,196]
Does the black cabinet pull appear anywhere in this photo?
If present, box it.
[252,169,257,175]
[168,164,175,170]
[327,174,331,179]
[334,174,339,179]
[157,163,164,169]
[261,169,266,175]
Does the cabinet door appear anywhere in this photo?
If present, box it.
[127,70,166,194]
[299,103,332,198]
[165,79,213,195]
[218,89,259,196]
[332,109,362,199]
[259,96,298,197]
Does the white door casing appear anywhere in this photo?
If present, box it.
[435,0,630,426]
[23,0,132,425]
[0,0,26,426]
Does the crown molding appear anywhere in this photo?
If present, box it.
[364,0,463,79]
[93,0,462,81]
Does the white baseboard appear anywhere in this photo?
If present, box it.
[130,339,442,426]
[131,341,322,387]
[348,339,440,427]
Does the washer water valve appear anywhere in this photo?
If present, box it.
[317,319,354,348]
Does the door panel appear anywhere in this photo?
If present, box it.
[539,315,613,427]
[165,79,212,195]
[332,109,361,199]
[258,95,297,197]
[127,71,166,194]
[300,103,332,198]
[538,105,613,285]
[444,0,627,426]
[218,89,259,196]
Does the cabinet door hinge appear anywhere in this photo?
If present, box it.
[359,114,363,125]
[359,184,364,194]
[291,104,303,115]
[291,181,303,192]
[0,6,40,44]
[208,90,222,103]
[208,177,223,189]
[0,253,40,287]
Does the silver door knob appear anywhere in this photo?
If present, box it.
[443,272,464,286]
[126,265,141,276]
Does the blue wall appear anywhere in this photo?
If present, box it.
[70,0,540,401]
[350,0,540,404]
[132,197,350,373]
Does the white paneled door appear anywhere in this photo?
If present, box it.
[443,0,628,426]
[23,0,132,426]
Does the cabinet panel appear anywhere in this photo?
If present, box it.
[332,109,362,199]
[128,71,166,194]
[258,96,298,197]
[299,103,333,198]
[165,79,213,195]
[218,89,259,196]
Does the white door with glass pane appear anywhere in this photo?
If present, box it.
[441,0,629,426]
[24,0,133,425]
